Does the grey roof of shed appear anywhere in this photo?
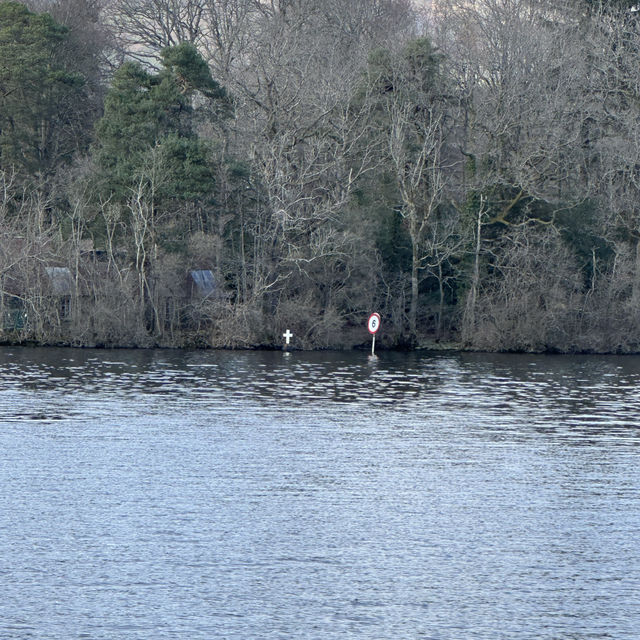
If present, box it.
[189,270,216,297]
[45,267,72,295]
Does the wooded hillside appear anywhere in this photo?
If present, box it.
[2,0,640,351]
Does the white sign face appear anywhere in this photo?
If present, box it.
[367,313,381,335]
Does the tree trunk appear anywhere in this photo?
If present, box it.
[462,196,484,344]
[410,240,419,339]
[633,239,640,306]
[437,261,444,338]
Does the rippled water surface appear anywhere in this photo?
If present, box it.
[1,347,639,639]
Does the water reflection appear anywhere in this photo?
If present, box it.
[2,347,640,444]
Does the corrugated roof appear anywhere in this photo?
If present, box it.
[189,270,216,297]
[45,267,72,295]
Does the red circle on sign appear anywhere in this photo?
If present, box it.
[367,313,381,334]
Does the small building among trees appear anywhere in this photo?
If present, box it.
[188,270,218,299]
[45,267,73,320]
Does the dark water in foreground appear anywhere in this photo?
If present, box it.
[0,347,639,639]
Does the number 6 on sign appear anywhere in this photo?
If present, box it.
[367,313,381,356]
[367,313,381,335]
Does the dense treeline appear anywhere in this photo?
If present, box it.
[2,0,640,351]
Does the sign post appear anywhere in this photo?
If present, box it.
[367,313,381,356]
[283,329,293,351]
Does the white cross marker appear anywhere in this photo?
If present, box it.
[283,329,293,345]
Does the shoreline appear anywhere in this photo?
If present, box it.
[1,336,639,357]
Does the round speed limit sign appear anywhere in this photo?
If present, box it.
[367,312,381,335]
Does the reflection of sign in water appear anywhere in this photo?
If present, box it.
[367,313,381,335]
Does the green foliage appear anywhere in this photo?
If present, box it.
[154,134,214,202]
[160,43,227,100]
[94,61,187,195]
[0,1,89,177]
[365,47,394,95]
[365,37,441,103]
[401,37,441,93]
[362,176,412,273]
[88,44,249,266]
[94,45,228,202]
[555,200,613,285]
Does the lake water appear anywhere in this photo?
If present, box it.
[0,347,639,639]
